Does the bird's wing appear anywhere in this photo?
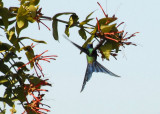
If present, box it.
[63,35,88,55]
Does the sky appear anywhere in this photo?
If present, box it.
[2,0,160,114]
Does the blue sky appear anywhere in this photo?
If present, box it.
[2,0,160,114]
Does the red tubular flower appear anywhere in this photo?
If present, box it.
[34,8,51,31]
[23,80,51,114]
[97,2,108,18]
[18,50,57,77]
[119,31,139,46]
[96,17,101,33]
[95,2,139,46]
[96,17,122,42]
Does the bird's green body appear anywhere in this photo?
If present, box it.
[86,48,97,64]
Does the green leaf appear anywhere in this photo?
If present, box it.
[0,19,16,26]
[0,50,5,53]
[100,42,112,60]
[0,42,12,51]
[0,60,10,74]
[52,12,75,41]
[20,0,26,5]
[26,16,35,23]
[16,5,29,35]
[0,79,8,83]
[3,52,18,62]
[0,76,11,87]
[17,17,26,28]
[0,76,8,84]
[0,8,9,29]
[19,46,34,69]
[13,87,26,102]
[65,26,70,37]
[7,27,15,41]
[100,24,116,33]
[0,0,3,8]
[52,12,75,20]
[9,7,18,13]
[0,97,14,107]
[65,14,79,36]
[29,76,41,85]
[11,62,29,71]
[17,5,28,16]
[6,27,20,51]
[80,18,94,26]
[27,5,37,18]
[16,20,28,36]
[98,17,117,26]
[79,27,87,40]
[30,0,40,5]
[99,40,119,60]
[19,37,47,44]
[68,13,79,27]
[86,10,95,20]
[52,19,58,40]
[25,46,35,68]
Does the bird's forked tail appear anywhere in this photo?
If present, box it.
[80,61,120,92]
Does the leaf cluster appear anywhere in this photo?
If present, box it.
[0,0,51,114]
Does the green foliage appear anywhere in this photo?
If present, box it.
[79,27,87,40]
[0,60,10,74]
[15,0,39,36]
[0,7,13,29]
[0,42,12,51]
[6,27,20,51]
[19,37,47,44]
[0,97,14,107]
[24,46,35,68]
[0,76,9,85]
[100,42,113,60]
[0,0,52,113]
[52,12,75,40]
[0,0,3,8]
[13,87,26,102]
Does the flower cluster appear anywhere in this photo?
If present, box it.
[95,2,139,60]
[18,49,57,77]
[22,79,51,114]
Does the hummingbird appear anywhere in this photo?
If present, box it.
[64,35,120,92]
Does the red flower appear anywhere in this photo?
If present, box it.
[23,79,51,114]
[34,8,51,31]
[18,50,57,77]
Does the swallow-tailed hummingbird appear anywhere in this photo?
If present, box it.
[64,35,120,92]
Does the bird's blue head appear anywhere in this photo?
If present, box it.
[86,43,93,49]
